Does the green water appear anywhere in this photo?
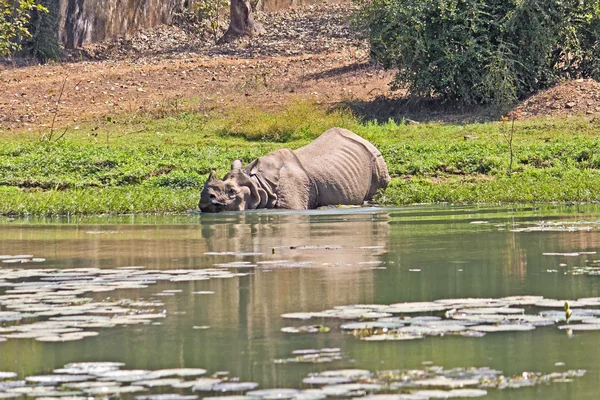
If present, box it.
[1,205,600,399]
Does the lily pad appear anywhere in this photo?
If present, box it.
[340,322,405,330]
[281,326,329,334]
[24,392,84,398]
[411,377,479,388]
[246,389,300,399]
[469,324,535,332]
[146,369,207,379]
[361,333,423,341]
[558,324,600,330]
[318,370,371,379]
[0,394,22,399]
[292,390,328,400]
[280,313,316,320]
[189,378,223,391]
[385,303,450,313]
[84,385,147,395]
[97,370,151,382]
[411,389,487,398]
[134,379,182,387]
[25,375,94,385]
[320,383,381,396]
[302,377,352,385]
[457,307,524,315]
[136,395,198,400]
[211,382,260,392]
[202,397,254,400]
[354,395,425,400]
[64,382,122,389]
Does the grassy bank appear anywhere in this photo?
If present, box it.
[1,102,600,216]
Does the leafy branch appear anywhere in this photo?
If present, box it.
[1,0,48,57]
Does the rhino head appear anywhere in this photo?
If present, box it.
[199,160,268,213]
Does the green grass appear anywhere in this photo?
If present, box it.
[1,102,600,216]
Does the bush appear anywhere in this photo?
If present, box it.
[0,0,47,56]
[354,0,600,106]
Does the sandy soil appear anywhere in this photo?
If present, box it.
[1,2,599,132]
[0,3,396,131]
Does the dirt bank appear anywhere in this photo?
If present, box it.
[1,1,599,132]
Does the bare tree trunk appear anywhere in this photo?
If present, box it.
[218,0,265,43]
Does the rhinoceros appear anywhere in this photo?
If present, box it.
[199,127,391,212]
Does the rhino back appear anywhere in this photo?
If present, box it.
[294,128,388,206]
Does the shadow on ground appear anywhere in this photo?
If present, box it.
[339,96,506,124]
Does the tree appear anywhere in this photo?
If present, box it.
[28,0,60,62]
[219,0,265,43]
[355,0,600,107]
[1,0,48,57]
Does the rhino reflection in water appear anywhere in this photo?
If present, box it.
[199,128,391,212]
[199,211,391,325]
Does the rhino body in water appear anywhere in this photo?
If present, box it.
[199,127,391,212]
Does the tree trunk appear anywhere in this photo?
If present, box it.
[219,0,265,43]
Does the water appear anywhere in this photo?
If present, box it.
[1,205,600,399]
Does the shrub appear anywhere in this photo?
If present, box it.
[0,0,47,56]
[354,0,600,106]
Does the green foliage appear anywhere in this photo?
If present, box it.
[207,102,359,142]
[0,0,47,56]
[2,103,600,215]
[194,0,228,43]
[355,0,600,106]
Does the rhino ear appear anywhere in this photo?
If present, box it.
[207,170,218,183]
[231,159,243,171]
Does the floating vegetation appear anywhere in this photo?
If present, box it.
[214,262,258,269]
[187,378,222,391]
[509,220,599,233]
[569,258,600,277]
[305,366,584,397]
[272,245,343,251]
[0,363,253,399]
[147,370,207,379]
[202,397,254,400]
[281,325,330,334]
[135,379,184,388]
[275,348,342,364]
[280,296,600,341]
[543,252,596,257]
[1,255,45,264]
[211,382,260,392]
[204,252,264,257]
[0,362,587,400]
[411,388,487,398]
[137,395,198,400]
[26,375,94,384]
[246,388,300,399]
[0,266,244,344]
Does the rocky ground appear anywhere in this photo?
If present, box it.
[0,1,599,131]
[518,78,600,119]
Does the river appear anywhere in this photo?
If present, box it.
[1,205,599,399]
